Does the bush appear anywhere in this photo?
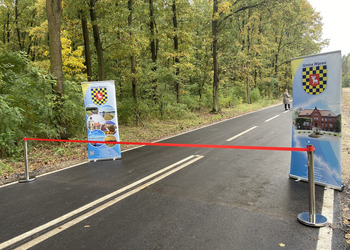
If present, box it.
[61,81,85,137]
[0,51,86,157]
[250,88,261,103]
[0,95,24,156]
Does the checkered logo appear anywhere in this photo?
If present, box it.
[91,87,107,105]
[302,65,327,95]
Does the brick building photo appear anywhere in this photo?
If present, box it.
[295,106,341,132]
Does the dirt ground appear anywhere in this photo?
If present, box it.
[341,88,350,246]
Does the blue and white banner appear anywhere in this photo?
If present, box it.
[290,51,342,190]
[82,80,121,161]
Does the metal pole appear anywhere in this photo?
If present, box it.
[308,147,316,223]
[297,144,327,227]
[19,138,36,183]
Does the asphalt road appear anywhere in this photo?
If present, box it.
[0,105,345,249]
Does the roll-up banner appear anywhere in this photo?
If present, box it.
[290,51,342,190]
[81,80,121,161]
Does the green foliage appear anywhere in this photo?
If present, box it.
[344,75,350,88]
[259,78,282,98]
[0,0,328,158]
[250,88,261,103]
[335,115,341,133]
[0,51,85,157]
[219,85,244,108]
[295,117,312,130]
[343,54,350,87]
[117,98,139,125]
[0,94,24,156]
[61,81,86,137]
[0,51,56,156]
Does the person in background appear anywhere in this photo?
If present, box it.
[283,89,291,110]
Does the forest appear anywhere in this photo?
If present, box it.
[0,0,347,158]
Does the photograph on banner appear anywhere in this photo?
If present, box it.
[290,51,342,190]
[81,80,121,161]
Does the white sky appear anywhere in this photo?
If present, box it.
[307,0,350,56]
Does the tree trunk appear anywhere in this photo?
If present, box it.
[149,0,158,102]
[172,0,180,103]
[6,12,10,43]
[212,0,220,113]
[90,0,105,81]
[128,0,137,101]
[46,0,64,95]
[247,74,251,104]
[246,9,251,104]
[274,24,285,77]
[46,0,67,138]
[81,11,93,81]
[128,0,139,124]
[15,0,23,50]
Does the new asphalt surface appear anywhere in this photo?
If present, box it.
[0,105,345,249]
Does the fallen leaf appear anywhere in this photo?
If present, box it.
[279,243,285,247]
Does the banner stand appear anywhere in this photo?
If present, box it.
[19,138,36,183]
[82,80,121,161]
[297,145,327,227]
[290,51,342,190]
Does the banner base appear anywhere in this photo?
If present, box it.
[297,212,327,227]
[19,176,36,183]
[289,174,342,191]
[88,157,122,162]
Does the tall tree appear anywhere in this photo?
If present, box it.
[90,0,105,80]
[46,0,64,95]
[149,0,159,102]
[270,0,324,78]
[81,10,93,81]
[46,0,68,138]
[128,0,139,123]
[211,0,219,112]
[172,0,180,103]
[14,0,22,50]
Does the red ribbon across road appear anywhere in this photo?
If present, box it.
[23,138,314,152]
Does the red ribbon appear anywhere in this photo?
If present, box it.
[23,138,314,152]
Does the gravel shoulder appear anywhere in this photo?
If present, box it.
[340,88,350,246]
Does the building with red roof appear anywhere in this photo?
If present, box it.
[296,107,340,132]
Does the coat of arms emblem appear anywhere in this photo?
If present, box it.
[91,87,108,105]
[302,65,327,95]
